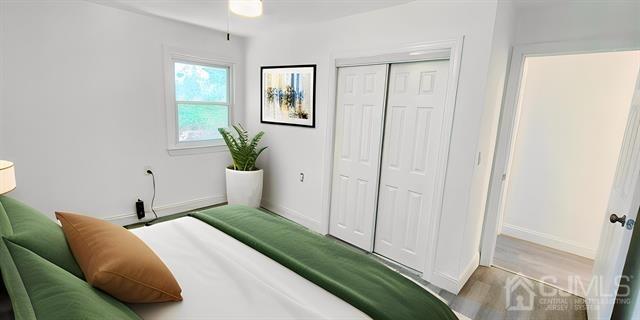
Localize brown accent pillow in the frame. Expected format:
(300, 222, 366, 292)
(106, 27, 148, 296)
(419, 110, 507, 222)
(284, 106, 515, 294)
(55, 212, 182, 303)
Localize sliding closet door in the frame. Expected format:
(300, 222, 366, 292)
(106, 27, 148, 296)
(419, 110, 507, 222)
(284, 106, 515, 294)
(374, 60, 450, 271)
(329, 65, 388, 251)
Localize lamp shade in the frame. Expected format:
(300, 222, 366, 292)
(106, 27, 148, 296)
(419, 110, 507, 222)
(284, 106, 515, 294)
(0, 160, 16, 195)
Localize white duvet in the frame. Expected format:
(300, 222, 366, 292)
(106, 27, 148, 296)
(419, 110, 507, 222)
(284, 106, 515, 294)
(128, 217, 370, 320)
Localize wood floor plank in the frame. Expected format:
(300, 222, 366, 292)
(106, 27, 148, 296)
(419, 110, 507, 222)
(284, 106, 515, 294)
(494, 234, 594, 297)
(455, 266, 587, 320)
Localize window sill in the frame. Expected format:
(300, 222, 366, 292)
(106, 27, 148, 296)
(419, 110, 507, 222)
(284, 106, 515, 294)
(167, 144, 228, 156)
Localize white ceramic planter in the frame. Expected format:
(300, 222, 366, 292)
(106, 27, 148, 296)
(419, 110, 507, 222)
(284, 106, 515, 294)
(225, 168, 263, 208)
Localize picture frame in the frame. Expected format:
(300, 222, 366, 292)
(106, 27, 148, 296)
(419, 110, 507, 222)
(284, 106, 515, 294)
(261, 64, 316, 128)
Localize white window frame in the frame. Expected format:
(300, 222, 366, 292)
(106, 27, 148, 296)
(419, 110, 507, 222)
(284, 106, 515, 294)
(164, 46, 236, 154)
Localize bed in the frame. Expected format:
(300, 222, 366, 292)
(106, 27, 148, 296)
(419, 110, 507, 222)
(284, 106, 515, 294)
(0, 196, 461, 320)
(129, 216, 369, 319)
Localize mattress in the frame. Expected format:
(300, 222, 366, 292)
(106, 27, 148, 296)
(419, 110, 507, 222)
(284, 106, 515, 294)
(128, 217, 370, 319)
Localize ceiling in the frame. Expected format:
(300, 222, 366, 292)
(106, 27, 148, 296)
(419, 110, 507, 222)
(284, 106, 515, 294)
(92, 0, 413, 37)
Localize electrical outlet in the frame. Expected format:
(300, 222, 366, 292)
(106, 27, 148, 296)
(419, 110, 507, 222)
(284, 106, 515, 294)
(144, 166, 153, 175)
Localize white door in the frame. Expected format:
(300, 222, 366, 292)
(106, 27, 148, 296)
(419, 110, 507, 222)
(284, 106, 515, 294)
(329, 64, 388, 251)
(588, 71, 640, 319)
(374, 60, 450, 271)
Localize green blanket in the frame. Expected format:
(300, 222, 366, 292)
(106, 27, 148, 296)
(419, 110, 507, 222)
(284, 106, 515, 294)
(191, 205, 457, 320)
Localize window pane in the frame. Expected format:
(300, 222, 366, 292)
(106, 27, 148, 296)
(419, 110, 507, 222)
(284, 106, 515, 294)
(177, 104, 228, 142)
(175, 62, 228, 102)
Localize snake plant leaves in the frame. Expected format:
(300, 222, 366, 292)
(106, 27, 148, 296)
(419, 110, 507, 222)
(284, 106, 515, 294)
(219, 124, 267, 171)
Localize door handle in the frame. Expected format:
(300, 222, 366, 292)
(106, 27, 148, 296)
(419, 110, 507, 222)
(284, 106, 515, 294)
(610, 214, 627, 227)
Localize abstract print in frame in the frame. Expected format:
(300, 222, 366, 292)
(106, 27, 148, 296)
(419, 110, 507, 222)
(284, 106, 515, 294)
(261, 65, 316, 127)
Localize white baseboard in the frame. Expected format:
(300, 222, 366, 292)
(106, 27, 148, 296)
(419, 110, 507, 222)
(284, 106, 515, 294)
(106, 195, 226, 225)
(261, 199, 323, 234)
(429, 251, 479, 294)
(501, 223, 596, 259)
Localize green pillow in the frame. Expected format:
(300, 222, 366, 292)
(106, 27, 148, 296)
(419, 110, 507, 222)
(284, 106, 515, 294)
(3, 238, 141, 320)
(0, 201, 12, 236)
(0, 196, 84, 279)
(0, 236, 36, 320)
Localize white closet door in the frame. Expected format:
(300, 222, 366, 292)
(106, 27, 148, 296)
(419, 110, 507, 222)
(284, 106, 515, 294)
(374, 60, 450, 271)
(329, 64, 388, 251)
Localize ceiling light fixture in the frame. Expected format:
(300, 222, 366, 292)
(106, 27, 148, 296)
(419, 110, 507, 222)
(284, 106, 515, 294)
(229, 0, 263, 18)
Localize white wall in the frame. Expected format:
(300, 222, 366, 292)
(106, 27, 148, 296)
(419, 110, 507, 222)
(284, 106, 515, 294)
(245, 0, 503, 292)
(467, 0, 516, 268)
(501, 51, 640, 259)
(515, 0, 640, 45)
(0, 1, 245, 223)
(0, 2, 5, 159)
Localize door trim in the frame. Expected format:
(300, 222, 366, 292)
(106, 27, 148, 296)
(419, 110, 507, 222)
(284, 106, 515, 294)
(319, 37, 464, 288)
(479, 38, 640, 267)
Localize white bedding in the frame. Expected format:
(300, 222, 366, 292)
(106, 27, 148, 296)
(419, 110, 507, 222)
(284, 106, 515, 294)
(128, 217, 370, 320)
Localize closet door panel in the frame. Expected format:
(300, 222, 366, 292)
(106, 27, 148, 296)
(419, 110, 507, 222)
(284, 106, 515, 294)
(329, 65, 388, 251)
(374, 60, 450, 271)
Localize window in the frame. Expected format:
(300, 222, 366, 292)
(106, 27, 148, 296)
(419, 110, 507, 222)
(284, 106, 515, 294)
(165, 48, 234, 152)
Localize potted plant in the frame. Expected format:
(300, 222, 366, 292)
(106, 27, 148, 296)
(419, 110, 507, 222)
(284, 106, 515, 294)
(218, 124, 267, 208)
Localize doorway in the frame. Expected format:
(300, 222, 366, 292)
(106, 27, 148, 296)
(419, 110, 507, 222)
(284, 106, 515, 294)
(486, 50, 640, 297)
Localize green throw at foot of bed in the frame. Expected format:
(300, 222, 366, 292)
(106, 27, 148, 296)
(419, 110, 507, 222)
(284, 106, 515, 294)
(191, 205, 458, 320)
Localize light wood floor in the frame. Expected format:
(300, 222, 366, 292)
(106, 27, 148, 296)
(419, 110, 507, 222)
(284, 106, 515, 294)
(379, 260, 587, 320)
(494, 234, 594, 297)
(447, 266, 587, 319)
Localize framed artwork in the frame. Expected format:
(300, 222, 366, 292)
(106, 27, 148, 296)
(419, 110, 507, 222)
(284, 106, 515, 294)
(261, 65, 316, 128)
